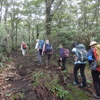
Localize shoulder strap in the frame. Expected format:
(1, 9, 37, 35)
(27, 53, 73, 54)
(76, 48, 81, 57)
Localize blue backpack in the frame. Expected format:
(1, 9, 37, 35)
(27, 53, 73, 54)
(39, 40, 44, 49)
(45, 43, 52, 53)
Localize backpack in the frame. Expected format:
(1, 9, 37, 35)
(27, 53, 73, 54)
(76, 44, 88, 62)
(39, 40, 44, 49)
(93, 44, 100, 71)
(45, 43, 52, 53)
(62, 49, 70, 58)
(22, 43, 27, 49)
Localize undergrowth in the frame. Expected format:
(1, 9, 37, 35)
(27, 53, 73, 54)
(31, 68, 88, 100)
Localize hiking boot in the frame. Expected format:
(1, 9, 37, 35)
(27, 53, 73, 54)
(57, 67, 61, 69)
(73, 82, 79, 86)
(93, 94, 100, 99)
(79, 84, 84, 87)
(45, 66, 49, 68)
(73, 82, 77, 85)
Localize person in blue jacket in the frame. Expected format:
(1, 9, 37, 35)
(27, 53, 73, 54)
(57, 45, 67, 70)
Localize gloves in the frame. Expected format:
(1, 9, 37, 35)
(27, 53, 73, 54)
(88, 55, 93, 61)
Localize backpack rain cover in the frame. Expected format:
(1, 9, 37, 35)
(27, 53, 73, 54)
(76, 44, 88, 62)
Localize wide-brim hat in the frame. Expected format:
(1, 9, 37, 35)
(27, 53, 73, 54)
(89, 41, 97, 46)
(58, 45, 63, 48)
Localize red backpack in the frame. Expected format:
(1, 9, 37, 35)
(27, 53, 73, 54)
(62, 49, 70, 58)
(22, 43, 27, 49)
(93, 44, 100, 71)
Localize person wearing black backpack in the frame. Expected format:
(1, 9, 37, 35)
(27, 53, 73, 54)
(72, 42, 87, 88)
(42, 40, 53, 68)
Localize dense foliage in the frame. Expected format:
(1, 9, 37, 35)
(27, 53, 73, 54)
(0, 0, 100, 52)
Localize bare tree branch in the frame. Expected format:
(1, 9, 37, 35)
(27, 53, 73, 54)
(50, 0, 63, 15)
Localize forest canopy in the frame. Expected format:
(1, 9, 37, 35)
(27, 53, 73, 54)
(0, 0, 100, 51)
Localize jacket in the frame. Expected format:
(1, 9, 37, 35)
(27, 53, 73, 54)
(59, 48, 64, 58)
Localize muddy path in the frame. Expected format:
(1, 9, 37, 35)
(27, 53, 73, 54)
(0, 50, 98, 100)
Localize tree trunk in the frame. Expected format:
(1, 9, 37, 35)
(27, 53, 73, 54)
(36, 25, 39, 39)
(45, 8, 52, 36)
(11, 16, 15, 50)
(15, 22, 18, 50)
(45, 0, 63, 37)
(0, 1, 3, 23)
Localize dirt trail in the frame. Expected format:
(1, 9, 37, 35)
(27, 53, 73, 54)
(0, 50, 98, 100)
(0, 50, 61, 100)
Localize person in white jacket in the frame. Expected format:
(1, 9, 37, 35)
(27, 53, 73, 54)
(35, 39, 42, 65)
(21, 41, 27, 56)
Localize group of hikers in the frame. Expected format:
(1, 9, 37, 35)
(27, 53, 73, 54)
(20, 39, 100, 99)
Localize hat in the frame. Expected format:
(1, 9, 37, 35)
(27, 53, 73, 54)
(36, 39, 39, 42)
(89, 41, 97, 46)
(58, 45, 63, 48)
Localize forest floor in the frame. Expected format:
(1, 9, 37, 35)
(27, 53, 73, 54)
(0, 50, 99, 100)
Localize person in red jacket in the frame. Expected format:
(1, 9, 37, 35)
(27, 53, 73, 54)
(21, 41, 27, 56)
(88, 41, 100, 99)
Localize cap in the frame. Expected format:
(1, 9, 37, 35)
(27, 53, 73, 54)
(36, 39, 39, 42)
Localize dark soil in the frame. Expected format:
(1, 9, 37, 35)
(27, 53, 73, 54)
(0, 50, 98, 100)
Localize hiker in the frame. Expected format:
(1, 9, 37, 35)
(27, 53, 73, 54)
(72, 43, 87, 88)
(21, 41, 27, 56)
(35, 39, 43, 65)
(87, 41, 100, 99)
(57, 45, 69, 71)
(42, 40, 53, 68)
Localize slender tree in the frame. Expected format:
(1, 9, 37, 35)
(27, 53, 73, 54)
(45, 0, 63, 37)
